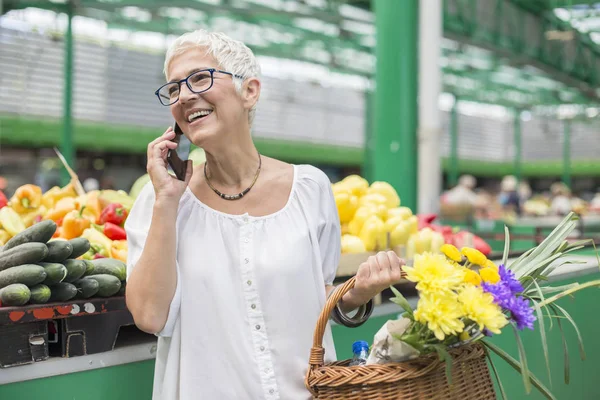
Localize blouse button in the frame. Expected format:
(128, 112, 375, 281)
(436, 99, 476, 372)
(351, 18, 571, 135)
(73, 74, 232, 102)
(260, 346, 265, 351)
(247, 280, 252, 286)
(244, 238, 250, 243)
(251, 304, 256, 309)
(255, 325, 261, 330)
(245, 258, 249, 264)
(269, 389, 275, 395)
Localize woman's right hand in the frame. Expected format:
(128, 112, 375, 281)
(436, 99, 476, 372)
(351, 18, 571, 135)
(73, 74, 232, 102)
(147, 127, 193, 203)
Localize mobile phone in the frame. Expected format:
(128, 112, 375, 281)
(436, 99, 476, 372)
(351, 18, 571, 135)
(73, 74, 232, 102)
(167, 123, 189, 181)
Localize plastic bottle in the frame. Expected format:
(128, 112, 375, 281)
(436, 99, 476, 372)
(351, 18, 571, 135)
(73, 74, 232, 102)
(349, 340, 369, 366)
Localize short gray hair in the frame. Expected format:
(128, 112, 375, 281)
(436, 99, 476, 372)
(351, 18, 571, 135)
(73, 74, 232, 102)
(164, 29, 261, 125)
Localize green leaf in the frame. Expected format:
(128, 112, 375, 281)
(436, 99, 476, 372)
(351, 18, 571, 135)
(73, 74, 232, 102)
(483, 340, 557, 400)
(433, 344, 453, 386)
(551, 306, 570, 385)
(538, 280, 600, 308)
(529, 296, 552, 386)
(502, 225, 510, 267)
(512, 323, 531, 393)
(534, 283, 579, 295)
(552, 304, 585, 361)
(389, 285, 414, 319)
(485, 348, 508, 400)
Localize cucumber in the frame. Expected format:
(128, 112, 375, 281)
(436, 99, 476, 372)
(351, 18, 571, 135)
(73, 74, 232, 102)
(3, 220, 57, 251)
(0, 284, 31, 306)
(82, 274, 121, 297)
(68, 238, 91, 259)
(0, 264, 47, 289)
(82, 260, 94, 276)
(89, 258, 127, 281)
(49, 282, 77, 302)
(29, 284, 51, 304)
(0, 242, 49, 272)
(39, 262, 68, 285)
(63, 259, 86, 283)
(73, 278, 99, 299)
(44, 240, 73, 263)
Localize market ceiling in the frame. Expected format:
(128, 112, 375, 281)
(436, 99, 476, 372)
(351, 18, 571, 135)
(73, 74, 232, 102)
(3, 0, 600, 111)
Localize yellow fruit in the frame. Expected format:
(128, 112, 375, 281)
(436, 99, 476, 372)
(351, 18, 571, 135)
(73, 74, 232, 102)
(348, 205, 377, 236)
(384, 216, 405, 233)
(387, 207, 413, 221)
(390, 221, 411, 247)
(334, 192, 359, 223)
(359, 215, 386, 251)
(359, 193, 388, 207)
(341, 223, 350, 235)
(406, 228, 444, 259)
(341, 234, 366, 254)
(367, 181, 401, 209)
(340, 175, 369, 197)
(407, 215, 419, 234)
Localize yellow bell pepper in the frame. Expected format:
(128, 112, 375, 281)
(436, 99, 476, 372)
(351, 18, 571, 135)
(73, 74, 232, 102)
(387, 207, 413, 221)
(41, 183, 77, 210)
(341, 223, 350, 235)
(389, 220, 412, 247)
(341, 234, 366, 254)
(76, 191, 102, 223)
(0, 207, 25, 237)
(21, 206, 47, 228)
(406, 228, 444, 259)
(348, 205, 378, 236)
(407, 215, 419, 234)
(44, 197, 77, 223)
(81, 227, 113, 260)
(0, 229, 11, 246)
(98, 190, 134, 212)
(334, 191, 359, 224)
(359, 215, 386, 252)
(61, 207, 91, 239)
(337, 175, 369, 197)
(367, 181, 400, 209)
(10, 184, 42, 214)
(110, 240, 128, 263)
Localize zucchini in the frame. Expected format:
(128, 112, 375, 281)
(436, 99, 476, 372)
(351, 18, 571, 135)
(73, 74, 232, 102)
(39, 262, 68, 285)
(29, 284, 51, 304)
(63, 259, 86, 283)
(68, 238, 91, 259)
(0, 264, 47, 289)
(0, 284, 31, 306)
(82, 274, 121, 297)
(49, 282, 77, 302)
(82, 260, 94, 276)
(73, 278, 99, 299)
(44, 240, 73, 263)
(3, 220, 57, 251)
(89, 258, 127, 281)
(0, 242, 49, 272)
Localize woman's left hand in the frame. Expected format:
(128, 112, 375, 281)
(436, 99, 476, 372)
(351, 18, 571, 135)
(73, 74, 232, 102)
(349, 251, 405, 305)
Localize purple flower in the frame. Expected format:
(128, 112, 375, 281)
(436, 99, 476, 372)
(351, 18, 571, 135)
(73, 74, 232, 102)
(482, 328, 494, 337)
(482, 281, 513, 308)
(506, 296, 537, 330)
(498, 265, 524, 294)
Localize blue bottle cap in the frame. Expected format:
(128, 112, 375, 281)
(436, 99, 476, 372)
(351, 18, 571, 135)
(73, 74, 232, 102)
(352, 340, 369, 354)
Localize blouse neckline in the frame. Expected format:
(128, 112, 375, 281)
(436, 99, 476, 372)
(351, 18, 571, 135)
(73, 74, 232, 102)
(183, 164, 298, 221)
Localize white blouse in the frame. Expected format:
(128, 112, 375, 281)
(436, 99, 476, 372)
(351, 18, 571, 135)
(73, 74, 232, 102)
(125, 164, 341, 400)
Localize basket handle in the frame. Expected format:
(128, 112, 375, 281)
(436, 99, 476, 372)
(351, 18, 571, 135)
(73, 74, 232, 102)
(308, 276, 357, 368)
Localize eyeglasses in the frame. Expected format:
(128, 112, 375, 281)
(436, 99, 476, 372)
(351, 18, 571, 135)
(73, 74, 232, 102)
(155, 68, 244, 106)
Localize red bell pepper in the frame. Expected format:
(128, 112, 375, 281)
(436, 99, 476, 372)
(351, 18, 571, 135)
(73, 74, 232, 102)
(96, 222, 127, 241)
(0, 190, 7, 209)
(417, 213, 438, 230)
(99, 203, 128, 226)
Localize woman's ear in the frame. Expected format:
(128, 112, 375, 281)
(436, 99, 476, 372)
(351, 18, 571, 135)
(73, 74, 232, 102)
(243, 77, 261, 110)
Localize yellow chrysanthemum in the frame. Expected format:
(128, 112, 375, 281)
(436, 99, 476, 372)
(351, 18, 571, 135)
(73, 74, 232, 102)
(485, 259, 498, 271)
(461, 247, 488, 266)
(479, 267, 500, 284)
(414, 292, 465, 340)
(463, 269, 482, 286)
(458, 285, 508, 334)
(403, 253, 466, 294)
(441, 244, 462, 263)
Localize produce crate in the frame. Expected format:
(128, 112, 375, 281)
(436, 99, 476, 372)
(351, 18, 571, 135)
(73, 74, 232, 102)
(0, 296, 134, 367)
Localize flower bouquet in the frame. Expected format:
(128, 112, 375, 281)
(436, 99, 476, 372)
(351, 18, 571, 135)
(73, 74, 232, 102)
(306, 212, 598, 400)
(380, 211, 599, 399)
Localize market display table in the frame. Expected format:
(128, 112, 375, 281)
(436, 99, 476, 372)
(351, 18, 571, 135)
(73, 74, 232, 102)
(1, 252, 598, 400)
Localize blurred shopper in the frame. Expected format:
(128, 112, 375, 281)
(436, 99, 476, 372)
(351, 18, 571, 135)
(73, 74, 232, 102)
(124, 30, 404, 400)
(442, 174, 478, 206)
(498, 175, 521, 216)
(550, 182, 572, 216)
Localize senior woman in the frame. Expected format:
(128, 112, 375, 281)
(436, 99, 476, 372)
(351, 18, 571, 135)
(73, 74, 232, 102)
(125, 29, 405, 400)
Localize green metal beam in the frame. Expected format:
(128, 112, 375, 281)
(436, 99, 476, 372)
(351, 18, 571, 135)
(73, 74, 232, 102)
(449, 100, 459, 187)
(372, 0, 418, 211)
(61, 0, 74, 186)
(563, 119, 571, 188)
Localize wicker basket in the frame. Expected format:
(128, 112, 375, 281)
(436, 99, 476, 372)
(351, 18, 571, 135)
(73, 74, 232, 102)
(305, 277, 497, 399)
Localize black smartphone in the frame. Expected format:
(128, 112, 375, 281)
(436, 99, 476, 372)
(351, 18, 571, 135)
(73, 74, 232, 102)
(167, 123, 189, 181)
